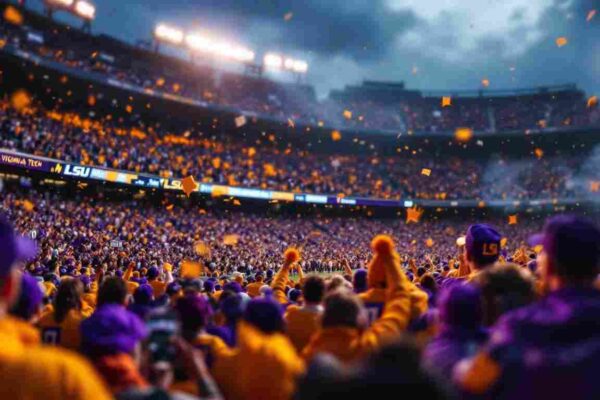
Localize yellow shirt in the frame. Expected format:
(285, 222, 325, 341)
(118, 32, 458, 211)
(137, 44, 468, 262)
(214, 322, 304, 400)
(149, 280, 167, 297)
(0, 317, 112, 400)
(38, 308, 89, 351)
(284, 305, 323, 353)
(246, 281, 264, 298)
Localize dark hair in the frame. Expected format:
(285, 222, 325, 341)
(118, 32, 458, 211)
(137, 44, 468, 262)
(53, 278, 83, 324)
(97, 277, 128, 307)
(303, 275, 325, 304)
(417, 267, 426, 278)
(474, 263, 536, 326)
(322, 291, 360, 329)
(420, 274, 437, 294)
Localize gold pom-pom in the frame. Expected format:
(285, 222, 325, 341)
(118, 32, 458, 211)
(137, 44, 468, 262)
(371, 235, 394, 255)
(284, 248, 300, 264)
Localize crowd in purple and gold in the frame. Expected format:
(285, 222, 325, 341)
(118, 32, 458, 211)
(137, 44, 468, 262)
(1, 98, 593, 201)
(0, 184, 599, 399)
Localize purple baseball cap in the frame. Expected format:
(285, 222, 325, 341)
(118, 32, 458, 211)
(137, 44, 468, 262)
(244, 296, 283, 334)
(529, 215, 600, 280)
(465, 224, 501, 266)
(10, 273, 44, 321)
(80, 304, 148, 356)
(0, 217, 38, 277)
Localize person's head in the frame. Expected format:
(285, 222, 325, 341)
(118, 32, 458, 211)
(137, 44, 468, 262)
(133, 284, 154, 306)
(53, 278, 84, 323)
(288, 288, 302, 304)
(353, 269, 368, 294)
(97, 276, 128, 307)
(174, 294, 213, 341)
(531, 215, 600, 289)
(10, 273, 44, 323)
(303, 275, 325, 305)
(464, 224, 502, 271)
(474, 263, 536, 326)
(80, 304, 147, 360)
(219, 291, 245, 323)
(322, 290, 365, 329)
(244, 296, 284, 334)
(255, 271, 264, 283)
(0, 217, 37, 313)
(327, 275, 350, 293)
(147, 266, 160, 281)
(437, 283, 483, 331)
(419, 273, 437, 294)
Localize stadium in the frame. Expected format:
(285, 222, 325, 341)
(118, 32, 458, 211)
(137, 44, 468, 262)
(0, 1, 598, 399)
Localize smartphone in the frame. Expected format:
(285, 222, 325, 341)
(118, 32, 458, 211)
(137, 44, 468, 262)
(146, 307, 180, 363)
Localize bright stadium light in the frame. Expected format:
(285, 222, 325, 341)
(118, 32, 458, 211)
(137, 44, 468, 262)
(292, 60, 308, 73)
(284, 58, 295, 70)
(74, 0, 95, 20)
(264, 53, 283, 69)
(46, 0, 75, 7)
(155, 24, 185, 45)
(185, 33, 212, 51)
(186, 33, 254, 62)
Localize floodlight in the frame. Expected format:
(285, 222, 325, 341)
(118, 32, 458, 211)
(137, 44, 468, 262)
(74, 0, 95, 20)
(292, 60, 308, 73)
(46, 0, 75, 7)
(155, 24, 184, 45)
(264, 53, 283, 69)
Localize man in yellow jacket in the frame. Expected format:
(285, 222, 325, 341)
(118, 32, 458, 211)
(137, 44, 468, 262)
(0, 216, 112, 400)
(302, 235, 414, 364)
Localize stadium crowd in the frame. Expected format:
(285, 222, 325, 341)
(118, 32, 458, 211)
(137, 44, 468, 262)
(0, 99, 590, 200)
(1, 7, 599, 133)
(0, 186, 599, 399)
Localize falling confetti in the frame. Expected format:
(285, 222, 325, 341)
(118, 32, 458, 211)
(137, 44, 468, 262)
(454, 127, 473, 143)
(555, 37, 568, 47)
(343, 110, 352, 120)
(586, 9, 596, 22)
(441, 97, 452, 107)
(181, 260, 202, 279)
(223, 234, 240, 246)
(534, 148, 544, 159)
(233, 199, 241, 206)
(331, 130, 342, 141)
(284, 12, 293, 21)
(411, 65, 419, 75)
(500, 238, 508, 247)
(590, 181, 600, 193)
(456, 236, 466, 246)
(421, 168, 432, 176)
(10, 90, 31, 111)
(406, 206, 424, 224)
(425, 238, 434, 248)
(181, 175, 198, 197)
(87, 95, 96, 107)
(287, 118, 295, 128)
(4, 5, 23, 25)
(235, 115, 247, 128)
(587, 96, 598, 108)
(508, 215, 518, 225)
(481, 79, 490, 87)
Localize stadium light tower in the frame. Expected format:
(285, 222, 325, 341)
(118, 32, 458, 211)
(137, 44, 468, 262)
(43, 0, 95, 32)
(154, 23, 185, 52)
(263, 52, 308, 80)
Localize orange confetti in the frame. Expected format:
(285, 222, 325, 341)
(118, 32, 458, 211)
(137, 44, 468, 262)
(406, 206, 424, 224)
(233, 199, 241, 206)
(223, 234, 240, 246)
(534, 148, 544, 159)
(287, 118, 295, 128)
(590, 181, 600, 193)
(331, 130, 342, 141)
(247, 147, 256, 157)
(454, 127, 473, 143)
(555, 37, 568, 47)
(166, 204, 174, 211)
(10, 90, 31, 111)
(87, 95, 96, 107)
(181, 260, 203, 279)
(343, 110, 352, 120)
(425, 238, 434, 248)
(125, 105, 133, 113)
(481, 79, 490, 87)
(4, 6, 23, 25)
(22, 200, 35, 212)
(500, 237, 508, 247)
(156, 77, 165, 87)
(441, 96, 452, 107)
(508, 215, 518, 225)
(284, 12, 293, 21)
(198, 208, 207, 215)
(421, 168, 432, 177)
(181, 175, 198, 197)
(586, 9, 596, 22)
(587, 96, 598, 108)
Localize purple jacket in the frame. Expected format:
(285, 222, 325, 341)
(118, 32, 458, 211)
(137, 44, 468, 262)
(484, 287, 600, 400)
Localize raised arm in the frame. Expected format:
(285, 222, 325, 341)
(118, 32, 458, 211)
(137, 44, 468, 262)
(271, 248, 300, 304)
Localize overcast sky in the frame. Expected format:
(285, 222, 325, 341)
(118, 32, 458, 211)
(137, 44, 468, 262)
(38, 0, 599, 98)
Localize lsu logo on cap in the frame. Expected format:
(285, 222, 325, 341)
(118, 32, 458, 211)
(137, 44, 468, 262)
(482, 243, 499, 256)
